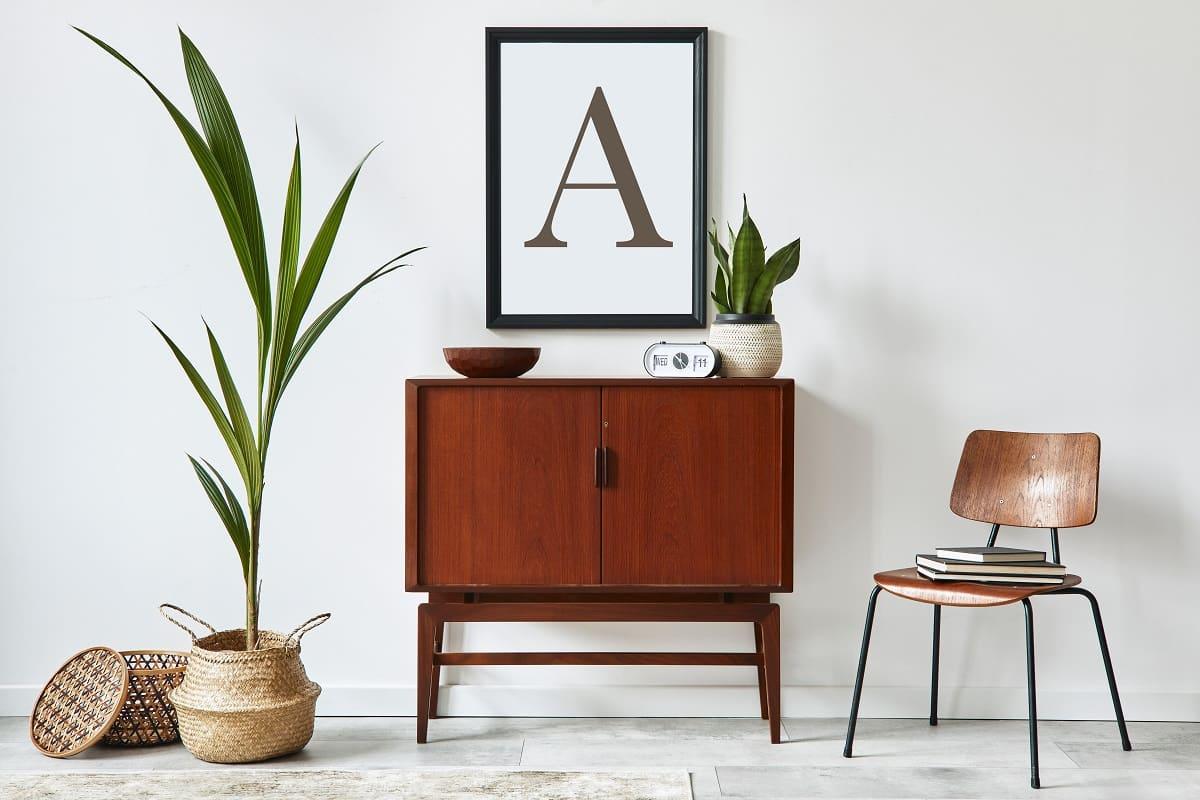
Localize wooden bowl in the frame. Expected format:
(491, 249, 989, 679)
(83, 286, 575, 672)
(443, 347, 540, 378)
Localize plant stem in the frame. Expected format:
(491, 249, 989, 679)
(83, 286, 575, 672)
(246, 507, 260, 650)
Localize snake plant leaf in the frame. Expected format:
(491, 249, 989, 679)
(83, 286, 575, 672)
(279, 146, 379, 367)
(179, 29, 271, 365)
(713, 261, 730, 311)
(773, 236, 802, 285)
(730, 196, 765, 313)
(150, 319, 251, 490)
(269, 131, 303, 412)
(76, 29, 259, 335)
(707, 224, 731, 304)
(204, 322, 261, 501)
(710, 291, 730, 315)
(748, 240, 799, 314)
(188, 455, 249, 579)
(279, 249, 423, 395)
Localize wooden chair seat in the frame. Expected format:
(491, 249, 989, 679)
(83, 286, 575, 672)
(874, 567, 1081, 608)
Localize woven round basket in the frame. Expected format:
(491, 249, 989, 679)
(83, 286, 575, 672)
(160, 605, 328, 764)
(102, 651, 188, 746)
(708, 316, 783, 378)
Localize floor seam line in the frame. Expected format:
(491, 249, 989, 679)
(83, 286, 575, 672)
(1053, 739, 1084, 768)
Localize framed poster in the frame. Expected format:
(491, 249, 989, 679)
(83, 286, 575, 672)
(486, 27, 707, 328)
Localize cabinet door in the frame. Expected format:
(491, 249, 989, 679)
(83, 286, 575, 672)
(417, 386, 601, 586)
(602, 387, 782, 586)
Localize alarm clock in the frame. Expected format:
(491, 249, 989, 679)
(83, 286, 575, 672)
(642, 342, 721, 378)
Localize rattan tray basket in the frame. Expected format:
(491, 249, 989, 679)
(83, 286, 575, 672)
(102, 650, 189, 746)
(30, 645, 189, 756)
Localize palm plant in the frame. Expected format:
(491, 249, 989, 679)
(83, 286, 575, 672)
(709, 197, 800, 315)
(78, 28, 422, 650)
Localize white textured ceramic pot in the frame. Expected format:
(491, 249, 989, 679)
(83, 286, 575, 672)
(708, 313, 783, 378)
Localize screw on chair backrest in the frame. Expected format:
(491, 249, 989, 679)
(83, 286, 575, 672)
(949, 430, 1101, 529)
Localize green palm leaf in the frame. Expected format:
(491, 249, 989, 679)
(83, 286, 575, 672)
(76, 29, 259, 329)
(270, 131, 303, 404)
(188, 455, 249, 578)
(150, 319, 251, 491)
(279, 147, 378, 363)
(280, 249, 423, 394)
(204, 322, 261, 501)
(83, 27, 422, 649)
(180, 30, 272, 386)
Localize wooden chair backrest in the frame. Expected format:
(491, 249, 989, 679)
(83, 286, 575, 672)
(949, 430, 1100, 528)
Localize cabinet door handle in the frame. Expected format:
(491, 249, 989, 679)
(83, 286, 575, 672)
(595, 447, 604, 487)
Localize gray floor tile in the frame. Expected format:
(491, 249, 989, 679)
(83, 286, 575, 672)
(716, 764, 1200, 799)
(0, 718, 27, 745)
(689, 766, 723, 800)
(3, 715, 1199, 799)
(1057, 740, 1200, 770)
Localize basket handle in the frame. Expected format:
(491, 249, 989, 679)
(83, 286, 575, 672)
(159, 603, 217, 642)
(284, 613, 331, 646)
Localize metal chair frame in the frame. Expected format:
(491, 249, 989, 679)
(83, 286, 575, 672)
(842, 523, 1132, 789)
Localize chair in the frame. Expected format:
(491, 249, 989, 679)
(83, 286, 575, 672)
(842, 430, 1131, 789)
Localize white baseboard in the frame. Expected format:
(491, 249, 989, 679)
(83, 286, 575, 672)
(6, 684, 1192, 721)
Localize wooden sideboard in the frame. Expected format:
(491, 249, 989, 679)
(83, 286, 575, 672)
(406, 377, 794, 742)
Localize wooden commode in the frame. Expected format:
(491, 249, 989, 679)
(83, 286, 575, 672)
(405, 377, 795, 742)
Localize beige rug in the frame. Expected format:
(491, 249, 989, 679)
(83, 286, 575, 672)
(0, 768, 692, 799)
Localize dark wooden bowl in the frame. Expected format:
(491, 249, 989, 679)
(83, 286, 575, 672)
(443, 347, 541, 378)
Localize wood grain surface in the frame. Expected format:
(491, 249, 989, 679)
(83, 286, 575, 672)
(601, 386, 782, 586)
(950, 430, 1100, 528)
(415, 386, 601, 586)
(874, 567, 1081, 607)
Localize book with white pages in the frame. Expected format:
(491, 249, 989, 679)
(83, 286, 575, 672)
(916, 565, 1065, 585)
(934, 546, 1045, 563)
(916, 554, 1066, 576)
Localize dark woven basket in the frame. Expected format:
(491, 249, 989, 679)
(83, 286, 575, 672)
(101, 651, 188, 746)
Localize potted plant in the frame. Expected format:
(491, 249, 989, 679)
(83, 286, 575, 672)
(708, 198, 800, 377)
(78, 28, 422, 762)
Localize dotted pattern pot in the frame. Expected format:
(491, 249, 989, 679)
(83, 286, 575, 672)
(708, 315, 783, 378)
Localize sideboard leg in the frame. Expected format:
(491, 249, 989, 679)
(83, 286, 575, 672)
(416, 604, 433, 743)
(758, 604, 782, 743)
(754, 624, 769, 720)
(429, 620, 445, 719)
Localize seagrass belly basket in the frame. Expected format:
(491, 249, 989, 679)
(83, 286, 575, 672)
(160, 605, 328, 763)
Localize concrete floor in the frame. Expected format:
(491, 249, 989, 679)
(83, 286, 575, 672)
(3, 716, 1198, 798)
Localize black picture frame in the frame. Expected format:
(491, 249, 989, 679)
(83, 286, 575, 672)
(485, 27, 708, 329)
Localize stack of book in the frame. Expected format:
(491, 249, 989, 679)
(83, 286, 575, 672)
(916, 546, 1066, 585)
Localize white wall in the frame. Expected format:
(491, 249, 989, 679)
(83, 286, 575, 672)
(2, 0, 1198, 721)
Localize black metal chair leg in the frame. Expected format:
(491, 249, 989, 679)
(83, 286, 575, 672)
(1060, 587, 1132, 750)
(843, 585, 882, 758)
(930, 604, 941, 726)
(1022, 598, 1041, 790)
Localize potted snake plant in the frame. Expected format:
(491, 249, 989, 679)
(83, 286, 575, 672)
(78, 27, 422, 762)
(708, 198, 800, 377)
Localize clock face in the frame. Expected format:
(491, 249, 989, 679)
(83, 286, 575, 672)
(643, 343, 719, 377)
